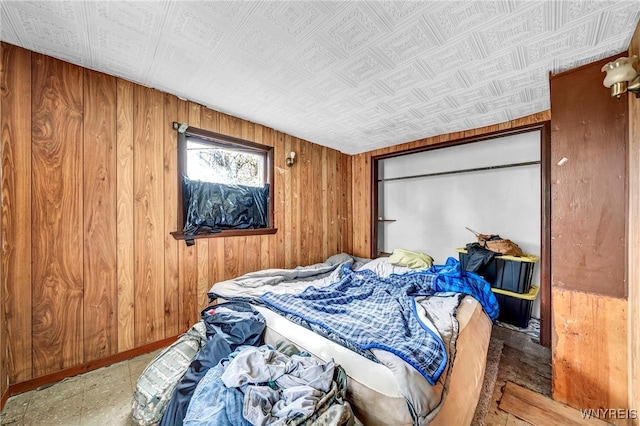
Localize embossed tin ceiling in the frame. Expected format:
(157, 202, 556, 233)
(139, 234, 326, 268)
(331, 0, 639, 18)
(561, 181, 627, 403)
(1, 1, 639, 154)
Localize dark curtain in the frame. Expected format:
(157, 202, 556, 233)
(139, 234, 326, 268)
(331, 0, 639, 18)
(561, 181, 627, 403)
(182, 176, 269, 237)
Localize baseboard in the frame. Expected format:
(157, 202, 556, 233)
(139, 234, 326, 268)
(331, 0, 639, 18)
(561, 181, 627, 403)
(1, 386, 9, 413)
(0, 335, 177, 411)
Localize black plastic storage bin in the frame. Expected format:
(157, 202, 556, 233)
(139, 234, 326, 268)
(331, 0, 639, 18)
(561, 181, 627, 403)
(456, 248, 538, 294)
(492, 286, 539, 328)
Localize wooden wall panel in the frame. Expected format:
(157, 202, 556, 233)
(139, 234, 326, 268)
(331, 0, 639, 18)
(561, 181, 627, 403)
(224, 237, 241, 280)
(163, 93, 180, 337)
(254, 124, 273, 270)
(177, 98, 198, 329)
(342, 153, 353, 254)
(83, 69, 117, 361)
(0, 40, 3, 402)
(241, 120, 262, 274)
(133, 85, 165, 346)
(1, 44, 32, 384)
(302, 139, 313, 265)
(351, 153, 371, 257)
(284, 136, 294, 266)
(272, 129, 285, 268)
(299, 139, 310, 267)
(116, 79, 135, 352)
(245, 235, 261, 276)
(321, 148, 330, 260)
(311, 144, 324, 263)
(552, 288, 628, 412)
(549, 55, 629, 413)
(202, 109, 222, 306)
(31, 53, 84, 376)
(0, 43, 352, 391)
(189, 104, 210, 310)
(208, 237, 225, 302)
(550, 55, 627, 298)
(628, 20, 640, 426)
(292, 137, 302, 267)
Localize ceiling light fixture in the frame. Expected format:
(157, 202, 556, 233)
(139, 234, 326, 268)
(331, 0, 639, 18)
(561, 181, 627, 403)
(601, 55, 640, 98)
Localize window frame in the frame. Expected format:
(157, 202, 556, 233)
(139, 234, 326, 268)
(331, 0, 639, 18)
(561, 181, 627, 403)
(170, 122, 276, 241)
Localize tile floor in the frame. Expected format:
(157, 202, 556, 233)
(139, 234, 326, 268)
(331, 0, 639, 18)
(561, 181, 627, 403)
(0, 349, 161, 426)
(1, 325, 550, 426)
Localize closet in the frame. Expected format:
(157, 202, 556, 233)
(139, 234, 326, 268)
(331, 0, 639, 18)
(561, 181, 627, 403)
(373, 126, 549, 337)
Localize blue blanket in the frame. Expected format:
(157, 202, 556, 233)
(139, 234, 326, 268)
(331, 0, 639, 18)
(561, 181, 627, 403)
(428, 258, 499, 321)
(261, 258, 498, 385)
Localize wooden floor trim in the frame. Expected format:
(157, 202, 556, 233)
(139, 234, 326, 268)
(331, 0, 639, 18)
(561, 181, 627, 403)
(0, 388, 9, 413)
(499, 381, 612, 426)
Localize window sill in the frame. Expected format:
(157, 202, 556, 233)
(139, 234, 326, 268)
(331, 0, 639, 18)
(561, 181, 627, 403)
(171, 228, 278, 242)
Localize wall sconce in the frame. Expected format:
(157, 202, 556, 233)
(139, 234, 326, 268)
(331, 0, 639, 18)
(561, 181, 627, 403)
(285, 151, 296, 167)
(601, 55, 640, 98)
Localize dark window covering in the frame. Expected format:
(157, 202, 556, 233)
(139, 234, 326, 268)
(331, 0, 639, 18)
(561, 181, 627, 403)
(182, 177, 270, 237)
(172, 122, 276, 244)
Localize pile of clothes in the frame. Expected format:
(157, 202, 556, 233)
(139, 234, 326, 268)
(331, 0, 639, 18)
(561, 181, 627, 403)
(131, 301, 354, 426)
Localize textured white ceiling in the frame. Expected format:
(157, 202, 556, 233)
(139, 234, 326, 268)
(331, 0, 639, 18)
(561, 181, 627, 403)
(1, 1, 639, 154)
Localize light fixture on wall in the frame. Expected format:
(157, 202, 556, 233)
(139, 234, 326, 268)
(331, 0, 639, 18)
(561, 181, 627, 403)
(601, 55, 639, 98)
(285, 151, 296, 167)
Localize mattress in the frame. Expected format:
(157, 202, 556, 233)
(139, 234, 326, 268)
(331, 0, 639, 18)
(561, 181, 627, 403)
(257, 295, 492, 426)
(209, 254, 496, 425)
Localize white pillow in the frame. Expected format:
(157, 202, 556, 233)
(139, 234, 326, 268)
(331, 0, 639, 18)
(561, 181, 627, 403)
(356, 257, 414, 278)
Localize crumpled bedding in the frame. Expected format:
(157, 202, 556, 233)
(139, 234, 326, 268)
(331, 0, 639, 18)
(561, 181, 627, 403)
(132, 300, 356, 426)
(159, 302, 267, 426)
(226, 345, 334, 424)
(184, 344, 352, 426)
(208, 253, 370, 302)
(208, 254, 496, 424)
(261, 266, 448, 386)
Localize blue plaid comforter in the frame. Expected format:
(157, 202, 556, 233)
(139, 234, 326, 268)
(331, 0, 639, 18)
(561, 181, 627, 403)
(260, 258, 498, 385)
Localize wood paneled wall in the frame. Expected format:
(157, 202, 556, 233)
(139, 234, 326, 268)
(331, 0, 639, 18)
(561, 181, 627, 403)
(550, 57, 627, 299)
(552, 290, 628, 415)
(0, 43, 352, 387)
(549, 55, 628, 415)
(350, 112, 551, 259)
(0, 42, 5, 403)
(628, 20, 640, 426)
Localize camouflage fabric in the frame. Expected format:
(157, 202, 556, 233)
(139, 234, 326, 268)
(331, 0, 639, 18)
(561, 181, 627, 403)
(284, 365, 356, 426)
(131, 322, 207, 426)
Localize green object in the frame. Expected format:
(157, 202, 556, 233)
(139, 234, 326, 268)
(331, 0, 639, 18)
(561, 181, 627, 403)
(388, 248, 434, 269)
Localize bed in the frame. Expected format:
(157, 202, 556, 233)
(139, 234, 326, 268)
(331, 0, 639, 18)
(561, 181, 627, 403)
(207, 253, 497, 426)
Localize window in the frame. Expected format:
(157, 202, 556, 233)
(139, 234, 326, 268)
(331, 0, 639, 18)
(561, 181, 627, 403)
(171, 123, 276, 243)
(186, 140, 265, 187)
